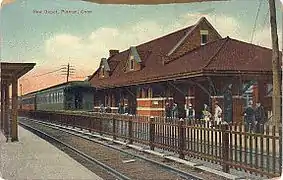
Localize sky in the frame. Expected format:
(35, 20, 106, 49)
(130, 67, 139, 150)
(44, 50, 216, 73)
(0, 0, 283, 95)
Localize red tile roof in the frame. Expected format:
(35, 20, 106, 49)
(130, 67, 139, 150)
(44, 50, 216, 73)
(202, 38, 279, 72)
(89, 26, 276, 89)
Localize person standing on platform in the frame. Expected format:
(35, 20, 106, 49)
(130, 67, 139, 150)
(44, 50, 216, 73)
(223, 84, 233, 124)
(202, 104, 212, 126)
(172, 103, 178, 119)
(124, 104, 129, 115)
(185, 103, 195, 121)
(165, 102, 171, 119)
(214, 102, 223, 126)
(106, 105, 111, 113)
(243, 101, 255, 132)
(99, 104, 105, 113)
(254, 102, 266, 133)
(118, 103, 124, 114)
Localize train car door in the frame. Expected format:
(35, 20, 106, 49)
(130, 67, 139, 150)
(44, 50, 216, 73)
(74, 92, 83, 109)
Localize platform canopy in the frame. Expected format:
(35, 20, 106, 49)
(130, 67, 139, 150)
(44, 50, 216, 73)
(0, 62, 36, 142)
(81, 0, 226, 4)
(0, 62, 36, 84)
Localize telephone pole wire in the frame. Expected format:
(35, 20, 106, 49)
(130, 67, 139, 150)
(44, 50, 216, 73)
(61, 63, 75, 83)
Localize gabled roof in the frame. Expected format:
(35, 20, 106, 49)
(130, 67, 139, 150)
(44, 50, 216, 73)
(89, 16, 277, 90)
(88, 23, 195, 83)
(90, 36, 275, 89)
(167, 16, 222, 56)
(200, 37, 281, 72)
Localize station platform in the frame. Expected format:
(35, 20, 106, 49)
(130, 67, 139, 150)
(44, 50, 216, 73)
(0, 125, 102, 180)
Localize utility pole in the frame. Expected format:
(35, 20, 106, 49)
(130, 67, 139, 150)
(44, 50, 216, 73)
(61, 63, 75, 83)
(67, 63, 70, 82)
(268, 0, 281, 126)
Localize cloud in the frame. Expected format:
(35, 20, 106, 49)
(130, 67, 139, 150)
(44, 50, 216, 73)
(253, 27, 282, 49)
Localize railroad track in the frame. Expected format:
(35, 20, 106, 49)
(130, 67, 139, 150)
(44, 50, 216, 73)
(19, 118, 207, 180)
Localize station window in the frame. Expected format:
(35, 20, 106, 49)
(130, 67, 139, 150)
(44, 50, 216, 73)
(200, 30, 208, 45)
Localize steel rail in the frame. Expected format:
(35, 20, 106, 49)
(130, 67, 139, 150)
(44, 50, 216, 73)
(19, 121, 131, 180)
(20, 118, 203, 180)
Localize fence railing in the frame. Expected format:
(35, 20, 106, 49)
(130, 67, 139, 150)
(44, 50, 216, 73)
(18, 110, 282, 178)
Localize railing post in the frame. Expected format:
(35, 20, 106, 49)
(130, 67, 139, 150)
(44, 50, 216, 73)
(113, 116, 116, 140)
(221, 123, 230, 173)
(149, 116, 155, 150)
(99, 114, 103, 136)
(88, 117, 92, 133)
(179, 118, 185, 159)
(60, 114, 63, 126)
(128, 116, 133, 144)
(80, 115, 83, 130)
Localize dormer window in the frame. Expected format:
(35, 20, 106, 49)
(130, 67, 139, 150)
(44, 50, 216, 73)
(101, 65, 105, 77)
(200, 30, 208, 45)
(129, 55, 134, 70)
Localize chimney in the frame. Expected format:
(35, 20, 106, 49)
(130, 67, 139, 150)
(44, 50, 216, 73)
(109, 50, 119, 57)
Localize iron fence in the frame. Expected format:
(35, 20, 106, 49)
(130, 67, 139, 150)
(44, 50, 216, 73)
(18, 110, 282, 178)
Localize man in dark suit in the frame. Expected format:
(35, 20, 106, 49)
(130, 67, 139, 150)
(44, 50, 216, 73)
(254, 102, 266, 133)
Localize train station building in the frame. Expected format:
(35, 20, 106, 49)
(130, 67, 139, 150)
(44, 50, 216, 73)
(0, 62, 36, 141)
(89, 17, 277, 122)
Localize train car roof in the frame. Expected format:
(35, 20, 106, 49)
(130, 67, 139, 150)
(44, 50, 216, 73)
(21, 81, 95, 96)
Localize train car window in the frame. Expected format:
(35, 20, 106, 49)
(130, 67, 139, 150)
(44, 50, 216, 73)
(61, 92, 63, 103)
(57, 92, 59, 103)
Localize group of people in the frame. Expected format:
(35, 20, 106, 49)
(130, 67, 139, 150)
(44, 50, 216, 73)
(165, 101, 223, 126)
(165, 100, 267, 133)
(99, 104, 112, 113)
(243, 101, 266, 133)
(99, 103, 131, 115)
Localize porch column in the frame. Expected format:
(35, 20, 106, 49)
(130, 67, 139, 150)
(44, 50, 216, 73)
(1, 81, 4, 131)
(11, 78, 18, 142)
(195, 84, 209, 119)
(4, 82, 10, 138)
(187, 86, 195, 107)
(231, 82, 244, 123)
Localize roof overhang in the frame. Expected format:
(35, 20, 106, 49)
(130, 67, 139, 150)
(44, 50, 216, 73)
(94, 69, 275, 90)
(1, 62, 36, 84)
(81, 0, 226, 4)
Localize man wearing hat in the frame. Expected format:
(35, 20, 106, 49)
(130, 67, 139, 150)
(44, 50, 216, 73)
(185, 103, 195, 121)
(243, 100, 255, 132)
(214, 101, 223, 125)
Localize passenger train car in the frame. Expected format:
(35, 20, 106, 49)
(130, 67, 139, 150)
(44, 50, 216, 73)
(19, 81, 95, 112)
